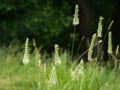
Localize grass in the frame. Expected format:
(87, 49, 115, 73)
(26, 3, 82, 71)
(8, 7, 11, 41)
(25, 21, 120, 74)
(0, 5, 120, 90)
(0, 42, 120, 90)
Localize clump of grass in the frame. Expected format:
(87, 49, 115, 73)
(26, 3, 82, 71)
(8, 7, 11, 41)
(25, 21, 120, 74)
(33, 38, 42, 90)
(47, 66, 58, 88)
(71, 60, 84, 80)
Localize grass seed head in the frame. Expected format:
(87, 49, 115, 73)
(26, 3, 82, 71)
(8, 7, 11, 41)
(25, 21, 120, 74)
(48, 66, 57, 87)
(23, 38, 30, 64)
(54, 44, 61, 65)
(88, 33, 97, 61)
(97, 16, 104, 38)
(71, 59, 84, 80)
(107, 31, 113, 54)
(73, 4, 79, 26)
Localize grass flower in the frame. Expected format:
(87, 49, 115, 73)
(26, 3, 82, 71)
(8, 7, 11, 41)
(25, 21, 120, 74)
(54, 44, 61, 65)
(23, 38, 30, 64)
(48, 66, 57, 87)
(71, 60, 84, 80)
(107, 31, 113, 54)
(71, 4, 79, 59)
(73, 5, 79, 26)
(97, 16, 104, 38)
(88, 33, 97, 61)
(115, 45, 119, 57)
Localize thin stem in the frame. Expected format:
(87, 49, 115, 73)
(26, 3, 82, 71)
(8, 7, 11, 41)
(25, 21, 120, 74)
(76, 40, 102, 62)
(71, 26, 76, 60)
(9, 73, 14, 90)
(96, 38, 101, 61)
(99, 20, 114, 58)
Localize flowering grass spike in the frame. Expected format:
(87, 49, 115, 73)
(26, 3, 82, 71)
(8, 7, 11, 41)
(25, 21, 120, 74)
(48, 66, 57, 87)
(97, 16, 104, 38)
(71, 60, 84, 80)
(73, 5, 79, 26)
(54, 44, 61, 65)
(23, 38, 30, 64)
(88, 33, 97, 61)
(107, 31, 113, 54)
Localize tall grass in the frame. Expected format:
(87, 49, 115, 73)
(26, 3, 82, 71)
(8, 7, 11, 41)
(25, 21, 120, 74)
(0, 4, 120, 90)
(0, 39, 120, 90)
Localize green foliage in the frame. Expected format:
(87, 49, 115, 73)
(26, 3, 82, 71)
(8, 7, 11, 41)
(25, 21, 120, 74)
(0, 45, 120, 90)
(0, 0, 72, 49)
(0, 0, 116, 51)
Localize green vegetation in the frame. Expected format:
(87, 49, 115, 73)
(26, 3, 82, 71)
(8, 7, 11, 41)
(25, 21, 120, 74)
(0, 0, 115, 51)
(0, 42, 120, 90)
(0, 1, 119, 90)
(0, 0, 72, 50)
(0, 19, 120, 89)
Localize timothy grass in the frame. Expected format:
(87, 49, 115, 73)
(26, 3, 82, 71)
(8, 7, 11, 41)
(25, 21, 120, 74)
(0, 42, 120, 90)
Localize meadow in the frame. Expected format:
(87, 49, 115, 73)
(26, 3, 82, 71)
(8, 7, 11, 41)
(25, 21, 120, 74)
(0, 4, 120, 90)
(0, 35, 120, 90)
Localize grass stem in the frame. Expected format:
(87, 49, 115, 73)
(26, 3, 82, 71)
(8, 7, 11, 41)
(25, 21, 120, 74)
(71, 26, 76, 60)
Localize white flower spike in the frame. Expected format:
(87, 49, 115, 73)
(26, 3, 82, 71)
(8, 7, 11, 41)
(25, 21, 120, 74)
(23, 38, 30, 64)
(73, 5, 79, 26)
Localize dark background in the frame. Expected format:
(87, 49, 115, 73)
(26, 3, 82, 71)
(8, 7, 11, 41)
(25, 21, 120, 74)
(0, 0, 118, 53)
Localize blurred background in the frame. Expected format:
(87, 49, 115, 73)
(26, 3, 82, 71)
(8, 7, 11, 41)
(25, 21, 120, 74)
(0, 0, 116, 53)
